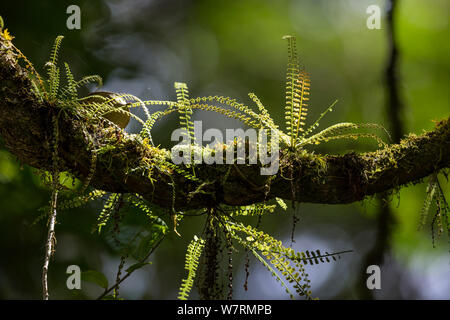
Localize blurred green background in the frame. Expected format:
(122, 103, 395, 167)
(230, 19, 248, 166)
(0, 0, 448, 299)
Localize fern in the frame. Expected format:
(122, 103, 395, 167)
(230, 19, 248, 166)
(229, 203, 277, 217)
(419, 173, 450, 245)
(59, 189, 107, 211)
(276, 197, 288, 210)
(46, 36, 64, 101)
(178, 235, 205, 300)
(300, 122, 389, 148)
(283, 35, 309, 147)
(175, 82, 195, 144)
(226, 220, 312, 298)
(75, 75, 103, 89)
(287, 249, 352, 265)
(60, 75, 103, 100)
(140, 104, 178, 143)
(12, 31, 408, 301)
(97, 193, 120, 233)
(232, 233, 296, 298)
(63, 62, 77, 102)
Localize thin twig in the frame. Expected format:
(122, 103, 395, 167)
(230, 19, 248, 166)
(42, 171, 59, 300)
(96, 235, 165, 300)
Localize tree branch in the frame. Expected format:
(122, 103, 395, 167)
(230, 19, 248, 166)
(1, 34, 449, 210)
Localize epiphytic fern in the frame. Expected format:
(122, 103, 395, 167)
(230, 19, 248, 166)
(178, 235, 205, 300)
(45, 36, 64, 102)
(7, 28, 409, 301)
(225, 219, 312, 299)
(294, 249, 353, 265)
(283, 35, 310, 147)
(135, 35, 387, 153)
(175, 82, 196, 144)
(63, 62, 77, 102)
(418, 172, 450, 246)
(97, 193, 120, 233)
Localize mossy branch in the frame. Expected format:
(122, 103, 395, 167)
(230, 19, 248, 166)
(1, 34, 449, 210)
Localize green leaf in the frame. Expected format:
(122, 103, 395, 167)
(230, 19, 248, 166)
(132, 233, 160, 261)
(81, 270, 108, 289)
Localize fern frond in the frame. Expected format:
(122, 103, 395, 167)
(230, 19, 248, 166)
(300, 122, 390, 147)
(48, 66, 60, 100)
(165, 162, 202, 182)
(49, 36, 64, 67)
(140, 106, 177, 143)
(75, 75, 103, 89)
(419, 173, 449, 238)
(290, 249, 352, 265)
(79, 149, 98, 193)
(34, 189, 106, 225)
(97, 193, 120, 233)
(248, 93, 278, 129)
(227, 220, 311, 298)
(59, 189, 107, 211)
(116, 93, 151, 122)
(63, 62, 77, 101)
(231, 232, 295, 299)
(191, 103, 259, 128)
(275, 197, 287, 210)
(175, 82, 195, 144)
(300, 99, 338, 140)
(435, 180, 450, 239)
(86, 98, 145, 126)
(189, 96, 264, 129)
(46, 36, 64, 100)
(178, 235, 205, 300)
(292, 70, 310, 141)
(230, 203, 277, 217)
(283, 35, 303, 146)
(302, 132, 387, 148)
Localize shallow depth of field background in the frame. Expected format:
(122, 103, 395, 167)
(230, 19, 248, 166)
(0, 0, 448, 299)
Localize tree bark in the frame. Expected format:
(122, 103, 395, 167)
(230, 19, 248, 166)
(1, 33, 449, 211)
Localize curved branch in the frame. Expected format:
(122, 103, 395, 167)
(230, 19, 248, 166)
(1, 34, 449, 210)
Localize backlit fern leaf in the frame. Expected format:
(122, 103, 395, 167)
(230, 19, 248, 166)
(191, 103, 259, 129)
(419, 173, 450, 245)
(178, 235, 205, 300)
(248, 93, 278, 130)
(74, 75, 103, 90)
(97, 193, 120, 233)
(63, 62, 77, 101)
(226, 220, 312, 299)
(175, 82, 195, 144)
(46, 36, 64, 101)
(300, 122, 388, 148)
(81, 93, 147, 126)
(292, 70, 310, 141)
(283, 35, 310, 146)
(34, 189, 106, 225)
(189, 95, 290, 144)
(230, 203, 277, 217)
(276, 197, 288, 210)
(231, 232, 296, 299)
(419, 174, 438, 229)
(290, 249, 352, 265)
